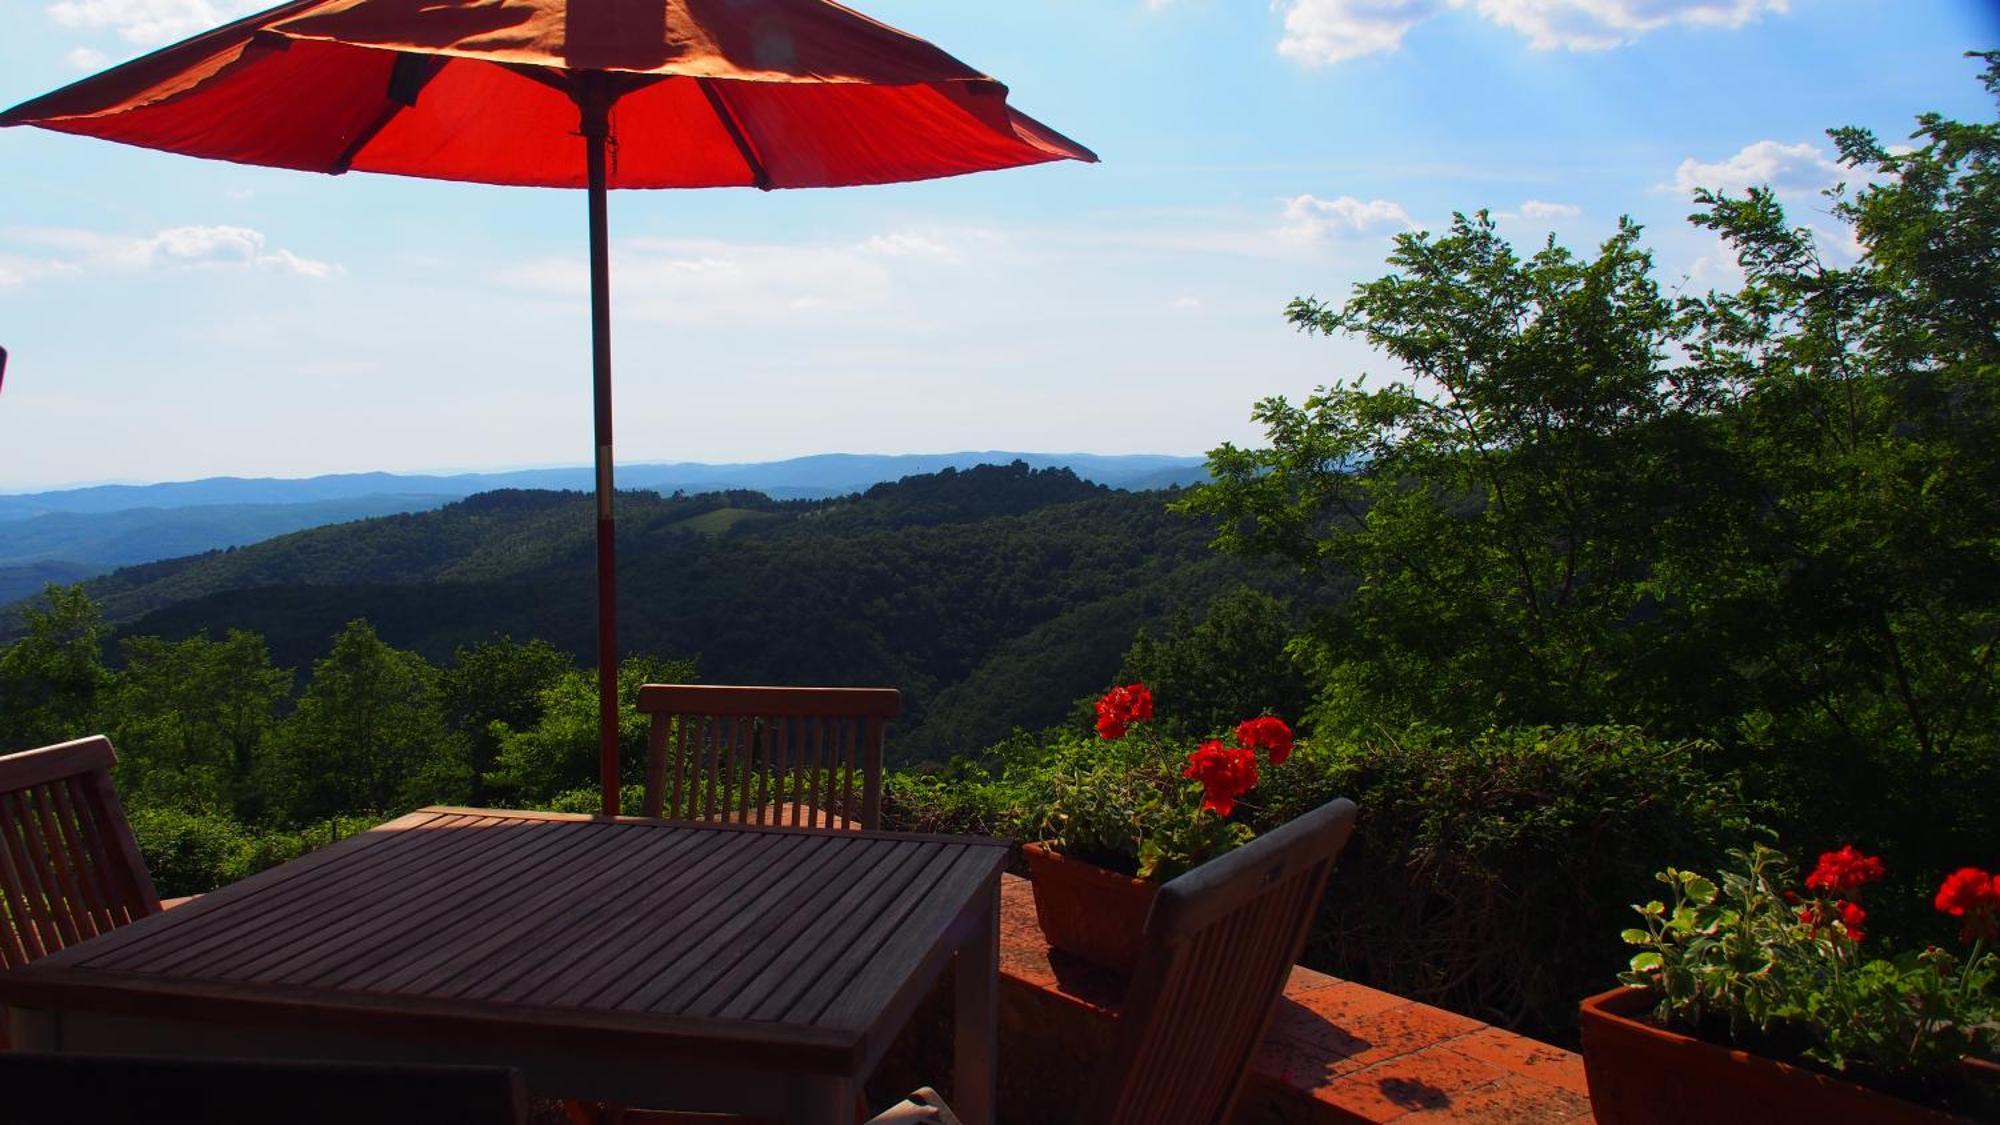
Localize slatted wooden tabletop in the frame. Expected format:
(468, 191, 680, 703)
(0, 807, 1007, 1103)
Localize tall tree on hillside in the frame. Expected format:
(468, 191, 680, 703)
(264, 620, 464, 823)
(440, 635, 572, 804)
(492, 654, 696, 805)
(0, 584, 110, 751)
(112, 631, 293, 817)
(1676, 51, 2000, 857)
(1180, 212, 1723, 739)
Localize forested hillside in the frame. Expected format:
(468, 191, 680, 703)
(12, 463, 1306, 759)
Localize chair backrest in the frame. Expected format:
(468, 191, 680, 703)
(636, 685, 901, 831)
(0, 736, 161, 972)
(0, 1053, 529, 1124)
(1085, 797, 1359, 1125)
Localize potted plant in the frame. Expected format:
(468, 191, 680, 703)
(1582, 844, 1999, 1123)
(1022, 682, 1295, 973)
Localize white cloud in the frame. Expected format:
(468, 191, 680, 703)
(1279, 194, 1413, 240)
(1519, 199, 1581, 218)
(1456, 0, 1785, 51)
(44, 0, 267, 45)
(1169, 295, 1203, 310)
(0, 224, 336, 284)
(64, 45, 109, 69)
(1273, 0, 1784, 63)
(856, 232, 957, 260)
(1670, 139, 1843, 197)
(504, 237, 921, 324)
(1275, 0, 1441, 65)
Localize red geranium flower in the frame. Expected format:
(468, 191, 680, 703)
(1838, 901, 1866, 944)
(1183, 740, 1259, 817)
(1934, 867, 2000, 944)
(1805, 845, 1885, 896)
(1234, 716, 1295, 765)
(1094, 683, 1155, 741)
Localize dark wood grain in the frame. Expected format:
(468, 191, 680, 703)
(1, 808, 1007, 1092)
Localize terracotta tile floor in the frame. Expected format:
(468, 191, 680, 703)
(996, 874, 1595, 1123)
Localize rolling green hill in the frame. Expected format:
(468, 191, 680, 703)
(42, 463, 1311, 760)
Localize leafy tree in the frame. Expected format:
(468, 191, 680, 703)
(1676, 52, 2000, 863)
(1180, 212, 1718, 739)
(1118, 586, 1312, 737)
(0, 584, 110, 750)
(491, 654, 696, 805)
(111, 630, 292, 817)
(263, 619, 464, 823)
(439, 635, 572, 804)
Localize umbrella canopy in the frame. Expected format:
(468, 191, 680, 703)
(3, 0, 1094, 816)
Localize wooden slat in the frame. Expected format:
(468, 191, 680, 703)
(778, 845, 966, 1026)
(608, 833, 845, 1012)
(25, 784, 97, 944)
(0, 737, 116, 794)
(0, 789, 70, 954)
(637, 685, 901, 719)
(429, 825, 715, 1000)
(716, 839, 929, 1020)
(343, 821, 679, 994)
(644, 715, 670, 820)
(66, 810, 448, 972)
(0, 807, 1012, 1099)
(634, 835, 874, 1015)
(235, 818, 590, 984)
(46, 778, 118, 933)
(507, 829, 819, 1009)
(108, 813, 488, 975)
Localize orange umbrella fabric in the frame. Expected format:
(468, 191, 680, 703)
(3, 0, 1094, 817)
(0, 0, 1094, 187)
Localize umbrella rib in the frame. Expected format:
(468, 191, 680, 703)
(696, 78, 773, 191)
(330, 52, 445, 175)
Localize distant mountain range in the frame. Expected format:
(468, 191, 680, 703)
(0, 452, 1208, 606)
(3, 463, 1301, 760)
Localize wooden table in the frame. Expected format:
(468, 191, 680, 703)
(0, 807, 1007, 1124)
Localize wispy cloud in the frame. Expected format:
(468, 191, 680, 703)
(1519, 199, 1582, 218)
(63, 45, 109, 69)
(1273, 0, 1786, 64)
(0, 224, 338, 285)
(1668, 139, 1843, 197)
(1278, 194, 1414, 240)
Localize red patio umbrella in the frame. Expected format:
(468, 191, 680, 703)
(2, 0, 1095, 815)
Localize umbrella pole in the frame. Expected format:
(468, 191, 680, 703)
(581, 76, 620, 818)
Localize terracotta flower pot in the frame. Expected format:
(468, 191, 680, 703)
(1580, 986, 1990, 1124)
(1020, 842, 1159, 975)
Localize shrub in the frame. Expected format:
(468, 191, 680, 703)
(1263, 725, 1763, 1040)
(127, 806, 257, 898)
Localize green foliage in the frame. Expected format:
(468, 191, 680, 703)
(1023, 724, 1251, 881)
(1622, 846, 1997, 1112)
(1119, 586, 1312, 738)
(262, 619, 464, 822)
(1277, 726, 1760, 1036)
(439, 635, 572, 804)
(491, 654, 696, 806)
(1180, 68, 2000, 883)
(126, 806, 256, 899)
(0, 584, 109, 750)
(111, 630, 291, 818)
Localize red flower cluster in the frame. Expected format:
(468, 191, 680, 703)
(1935, 867, 2000, 944)
(1234, 716, 1295, 765)
(1094, 683, 1155, 740)
(1805, 845, 1886, 895)
(1183, 740, 1259, 817)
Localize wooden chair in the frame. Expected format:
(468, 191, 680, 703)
(0, 736, 162, 975)
(0, 1053, 529, 1124)
(874, 796, 1360, 1125)
(0, 736, 169, 1052)
(635, 685, 901, 831)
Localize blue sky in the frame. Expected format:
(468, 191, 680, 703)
(1, 0, 1994, 491)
